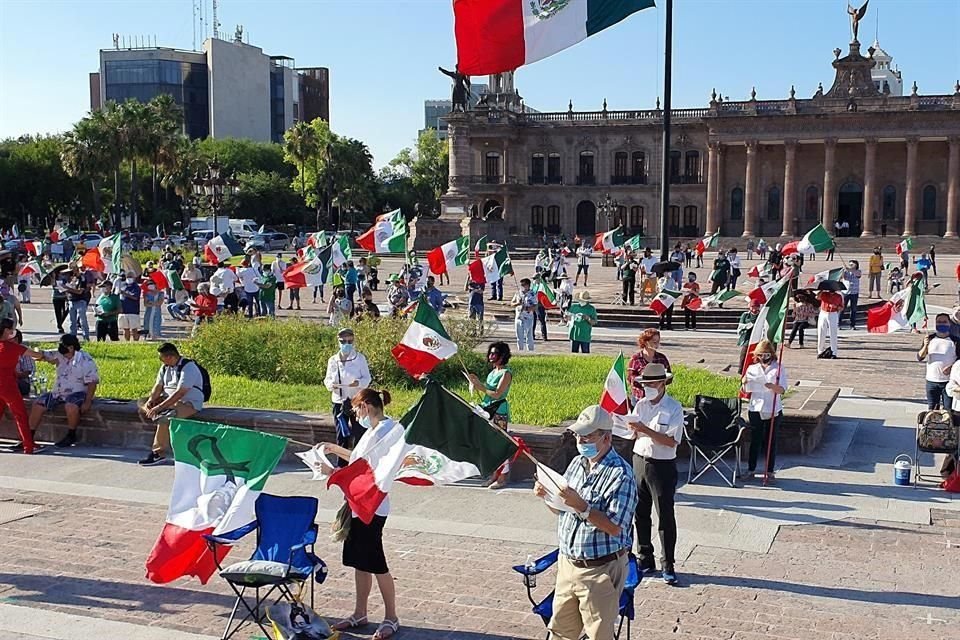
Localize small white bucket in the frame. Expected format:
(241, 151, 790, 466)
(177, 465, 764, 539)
(893, 455, 912, 486)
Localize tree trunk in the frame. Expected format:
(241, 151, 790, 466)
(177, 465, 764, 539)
(114, 167, 121, 230)
(300, 160, 306, 197)
(129, 159, 138, 229)
(90, 178, 102, 221)
(152, 159, 159, 216)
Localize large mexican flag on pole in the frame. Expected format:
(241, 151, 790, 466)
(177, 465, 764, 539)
(145, 420, 287, 584)
(454, 0, 655, 75)
(427, 236, 470, 276)
(740, 275, 791, 379)
(796, 223, 834, 254)
(593, 227, 625, 253)
(357, 209, 406, 254)
(867, 279, 925, 333)
(391, 298, 459, 378)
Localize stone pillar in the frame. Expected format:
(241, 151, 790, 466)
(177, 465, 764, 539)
(946, 137, 960, 238)
(742, 141, 758, 237)
(502, 141, 510, 183)
(861, 138, 878, 237)
(446, 119, 465, 195)
(715, 144, 725, 233)
(705, 142, 719, 234)
(782, 140, 797, 237)
(822, 139, 837, 233)
(903, 137, 919, 237)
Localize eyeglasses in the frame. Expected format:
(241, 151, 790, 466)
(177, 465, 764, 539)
(338, 339, 354, 345)
(575, 431, 605, 443)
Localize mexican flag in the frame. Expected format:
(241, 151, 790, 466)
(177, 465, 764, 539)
(91, 233, 123, 274)
(532, 279, 557, 309)
(867, 280, 925, 333)
(649, 289, 682, 316)
(391, 298, 459, 378)
(307, 231, 328, 248)
(896, 236, 914, 255)
(283, 246, 331, 289)
(697, 289, 740, 309)
(599, 352, 629, 415)
(454, 0, 654, 75)
(593, 227, 625, 253)
(468, 246, 509, 284)
(696, 231, 719, 255)
(165, 269, 184, 291)
(740, 277, 791, 379)
(357, 209, 406, 254)
(474, 234, 488, 258)
(24, 240, 42, 256)
(204, 233, 243, 264)
(806, 267, 843, 288)
(427, 236, 470, 276)
(148, 270, 170, 291)
(796, 224, 835, 254)
(80, 247, 105, 273)
(145, 419, 287, 584)
(18, 260, 46, 279)
(747, 278, 782, 305)
(330, 234, 352, 269)
(747, 262, 773, 279)
(623, 234, 643, 254)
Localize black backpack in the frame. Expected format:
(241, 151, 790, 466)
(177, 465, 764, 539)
(178, 358, 212, 402)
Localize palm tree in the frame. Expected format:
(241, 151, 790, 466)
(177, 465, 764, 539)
(283, 121, 319, 198)
(87, 102, 125, 228)
(159, 137, 200, 229)
(60, 117, 111, 220)
(146, 94, 184, 215)
(117, 99, 153, 228)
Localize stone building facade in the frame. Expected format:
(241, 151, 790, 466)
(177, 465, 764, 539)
(437, 39, 960, 248)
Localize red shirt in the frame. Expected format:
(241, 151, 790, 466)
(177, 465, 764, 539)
(628, 350, 672, 399)
(194, 294, 218, 318)
(818, 291, 844, 313)
(0, 341, 26, 377)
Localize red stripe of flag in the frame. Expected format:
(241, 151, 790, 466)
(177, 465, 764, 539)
(454, 0, 525, 76)
(145, 523, 228, 585)
(426, 246, 448, 276)
(468, 259, 486, 284)
(327, 458, 386, 525)
(390, 343, 445, 380)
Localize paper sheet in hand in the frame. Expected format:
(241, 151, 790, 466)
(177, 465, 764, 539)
(536, 463, 576, 513)
(744, 368, 770, 394)
(610, 412, 637, 440)
(296, 444, 337, 482)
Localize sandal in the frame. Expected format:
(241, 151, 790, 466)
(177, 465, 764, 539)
(332, 614, 368, 631)
(373, 619, 400, 640)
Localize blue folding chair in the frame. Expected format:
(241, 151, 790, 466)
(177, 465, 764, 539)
(204, 494, 328, 640)
(512, 549, 640, 639)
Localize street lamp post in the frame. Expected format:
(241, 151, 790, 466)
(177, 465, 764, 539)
(596, 193, 621, 232)
(192, 156, 240, 237)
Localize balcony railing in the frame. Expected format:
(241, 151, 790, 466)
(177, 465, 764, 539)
(669, 174, 703, 185)
(611, 175, 648, 185)
(455, 175, 520, 185)
(528, 175, 565, 185)
(576, 175, 597, 185)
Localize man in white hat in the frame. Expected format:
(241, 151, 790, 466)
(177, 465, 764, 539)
(567, 291, 597, 354)
(533, 405, 638, 640)
(623, 362, 683, 585)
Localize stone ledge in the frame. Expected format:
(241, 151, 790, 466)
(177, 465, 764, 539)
(0, 385, 839, 480)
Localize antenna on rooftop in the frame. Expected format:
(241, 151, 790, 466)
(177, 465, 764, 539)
(212, 0, 220, 40)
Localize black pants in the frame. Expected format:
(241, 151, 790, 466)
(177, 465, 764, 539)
(96, 319, 119, 341)
(788, 320, 810, 346)
(535, 307, 547, 340)
(633, 456, 678, 572)
(53, 298, 68, 332)
(683, 308, 696, 329)
(658, 305, 673, 330)
(332, 401, 366, 468)
(622, 279, 635, 305)
(748, 411, 780, 473)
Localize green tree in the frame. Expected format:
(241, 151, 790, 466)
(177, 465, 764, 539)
(145, 94, 184, 216)
(60, 117, 112, 220)
(387, 128, 449, 217)
(228, 170, 305, 225)
(283, 121, 318, 198)
(196, 138, 290, 177)
(0, 135, 82, 232)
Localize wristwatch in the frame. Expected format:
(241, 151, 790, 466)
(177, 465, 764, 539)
(577, 505, 591, 520)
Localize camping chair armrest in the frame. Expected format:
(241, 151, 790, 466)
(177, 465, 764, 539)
(511, 548, 560, 576)
(203, 521, 257, 547)
(284, 525, 320, 574)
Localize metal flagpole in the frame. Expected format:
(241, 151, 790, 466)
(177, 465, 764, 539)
(658, 0, 674, 263)
(763, 272, 793, 486)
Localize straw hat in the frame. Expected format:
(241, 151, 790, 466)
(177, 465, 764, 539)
(754, 339, 776, 356)
(578, 290, 592, 302)
(637, 363, 673, 383)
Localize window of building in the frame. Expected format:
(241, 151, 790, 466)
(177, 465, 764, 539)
(630, 206, 643, 233)
(615, 205, 627, 228)
(804, 186, 819, 221)
(730, 187, 744, 220)
(683, 205, 699, 236)
(578, 152, 595, 184)
(684, 151, 700, 182)
(882, 185, 897, 220)
(668, 205, 681, 234)
(632, 152, 645, 180)
(531, 205, 544, 231)
(613, 152, 628, 177)
(530, 154, 545, 183)
(484, 153, 500, 183)
(547, 154, 561, 183)
(547, 205, 560, 231)
(767, 186, 781, 220)
(922, 185, 937, 220)
(669, 150, 682, 183)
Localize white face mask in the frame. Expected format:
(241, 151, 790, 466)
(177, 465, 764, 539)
(126, 278, 135, 285)
(643, 385, 660, 401)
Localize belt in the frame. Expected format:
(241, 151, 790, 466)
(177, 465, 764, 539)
(567, 548, 626, 569)
(635, 455, 676, 463)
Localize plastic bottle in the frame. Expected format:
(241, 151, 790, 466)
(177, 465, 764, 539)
(524, 554, 536, 588)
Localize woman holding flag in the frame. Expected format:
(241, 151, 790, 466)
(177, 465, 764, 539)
(465, 341, 513, 489)
(741, 339, 787, 482)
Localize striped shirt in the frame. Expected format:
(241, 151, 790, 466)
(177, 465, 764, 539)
(558, 447, 638, 560)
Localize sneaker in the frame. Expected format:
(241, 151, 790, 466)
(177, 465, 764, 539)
(661, 570, 678, 585)
(55, 431, 77, 448)
(7, 441, 24, 453)
(138, 452, 167, 466)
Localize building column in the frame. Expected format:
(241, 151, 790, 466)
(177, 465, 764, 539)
(742, 141, 758, 237)
(946, 137, 960, 238)
(705, 142, 719, 235)
(715, 143, 725, 232)
(502, 141, 510, 183)
(782, 140, 797, 237)
(822, 138, 837, 233)
(903, 137, 919, 237)
(861, 138, 878, 237)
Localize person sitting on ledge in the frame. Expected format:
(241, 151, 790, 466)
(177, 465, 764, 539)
(138, 342, 205, 467)
(19, 333, 99, 450)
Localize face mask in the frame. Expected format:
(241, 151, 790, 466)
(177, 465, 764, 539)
(358, 415, 372, 429)
(126, 278, 135, 285)
(936, 324, 950, 334)
(577, 442, 599, 459)
(759, 354, 773, 364)
(57, 345, 70, 355)
(339, 342, 354, 355)
(644, 386, 660, 401)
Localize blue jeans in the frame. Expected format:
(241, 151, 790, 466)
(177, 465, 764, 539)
(243, 290, 258, 318)
(926, 380, 950, 410)
(68, 300, 90, 340)
(261, 297, 276, 317)
(346, 283, 357, 305)
(143, 306, 162, 337)
(490, 280, 503, 301)
(844, 293, 859, 328)
(572, 340, 591, 353)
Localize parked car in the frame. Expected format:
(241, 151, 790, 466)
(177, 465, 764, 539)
(192, 230, 215, 245)
(245, 233, 288, 252)
(68, 233, 103, 245)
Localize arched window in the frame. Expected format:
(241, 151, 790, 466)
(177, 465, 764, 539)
(578, 151, 595, 185)
(547, 205, 560, 231)
(730, 187, 744, 220)
(669, 150, 682, 183)
(531, 205, 544, 231)
(922, 185, 937, 220)
(767, 186, 781, 220)
(882, 185, 897, 220)
(547, 153, 562, 183)
(668, 205, 681, 235)
(615, 205, 627, 228)
(684, 151, 701, 183)
(632, 152, 646, 183)
(683, 205, 699, 236)
(804, 186, 819, 220)
(530, 153, 545, 183)
(630, 206, 643, 233)
(613, 152, 628, 182)
(484, 152, 500, 183)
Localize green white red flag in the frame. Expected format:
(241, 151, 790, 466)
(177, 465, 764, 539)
(283, 244, 332, 288)
(468, 246, 509, 284)
(307, 231, 328, 248)
(740, 275, 791, 379)
(796, 224, 835, 254)
(532, 279, 557, 309)
(593, 227, 625, 253)
(696, 231, 719, 255)
(806, 267, 843, 288)
(18, 260, 46, 279)
(391, 298, 459, 378)
(867, 279, 925, 333)
(145, 419, 287, 584)
(357, 209, 406, 254)
(747, 279, 782, 305)
(427, 236, 470, 276)
(330, 234, 352, 269)
(474, 234, 488, 258)
(204, 233, 243, 264)
(599, 352, 629, 415)
(650, 289, 682, 316)
(896, 236, 914, 256)
(622, 234, 643, 254)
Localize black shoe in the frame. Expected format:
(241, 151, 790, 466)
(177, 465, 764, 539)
(138, 452, 167, 466)
(55, 431, 77, 448)
(8, 441, 24, 453)
(57, 327, 64, 334)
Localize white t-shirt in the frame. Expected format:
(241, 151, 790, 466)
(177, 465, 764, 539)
(349, 417, 403, 517)
(629, 394, 684, 460)
(925, 336, 957, 383)
(744, 361, 789, 418)
(640, 256, 658, 276)
(237, 266, 261, 293)
(214, 268, 239, 295)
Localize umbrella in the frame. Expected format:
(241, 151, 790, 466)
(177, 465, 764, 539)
(121, 254, 142, 278)
(39, 263, 69, 287)
(817, 279, 846, 292)
(650, 260, 682, 276)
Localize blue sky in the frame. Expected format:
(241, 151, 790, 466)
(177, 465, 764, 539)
(1, 0, 957, 168)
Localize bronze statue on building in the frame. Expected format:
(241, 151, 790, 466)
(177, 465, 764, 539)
(439, 66, 471, 113)
(847, 1, 869, 42)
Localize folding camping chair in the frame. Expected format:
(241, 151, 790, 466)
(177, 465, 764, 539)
(684, 395, 750, 487)
(915, 410, 960, 486)
(512, 549, 640, 640)
(204, 494, 328, 640)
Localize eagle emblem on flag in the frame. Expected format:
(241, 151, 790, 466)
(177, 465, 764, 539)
(400, 451, 444, 476)
(421, 335, 441, 350)
(530, 0, 570, 20)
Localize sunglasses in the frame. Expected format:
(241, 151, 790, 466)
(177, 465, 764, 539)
(338, 339, 354, 345)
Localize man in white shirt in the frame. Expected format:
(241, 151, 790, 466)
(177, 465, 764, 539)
(138, 342, 205, 466)
(211, 263, 239, 299)
(574, 241, 593, 286)
(511, 278, 537, 352)
(620, 362, 683, 585)
(271, 253, 287, 308)
(27, 334, 100, 449)
(323, 328, 372, 465)
(918, 313, 960, 410)
(236, 258, 261, 319)
(639, 248, 659, 304)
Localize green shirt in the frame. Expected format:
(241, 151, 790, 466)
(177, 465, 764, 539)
(568, 302, 598, 343)
(259, 273, 277, 302)
(97, 293, 120, 321)
(737, 311, 758, 346)
(482, 366, 512, 420)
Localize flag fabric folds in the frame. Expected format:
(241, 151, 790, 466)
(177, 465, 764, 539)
(867, 279, 925, 333)
(650, 289, 682, 316)
(599, 352, 629, 415)
(532, 279, 557, 309)
(453, 0, 655, 75)
(474, 234, 488, 258)
(283, 245, 331, 288)
(204, 233, 243, 264)
(740, 276, 791, 378)
(593, 227, 625, 253)
(330, 234, 352, 269)
(145, 419, 287, 584)
(18, 260, 46, 279)
(427, 236, 470, 276)
(80, 247, 105, 273)
(696, 231, 719, 255)
(357, 209, 406, 254)
(468, 246, 509, 284)
(623, 234, 643, 254)
(796, 224, 835, 254)
(806, 267, 844, 288)
(391, 299, 459, 378)
(896, 237, 914, 255)
(747, 279, 782, 305)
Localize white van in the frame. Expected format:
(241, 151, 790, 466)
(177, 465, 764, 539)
(229, 219, 258, 240)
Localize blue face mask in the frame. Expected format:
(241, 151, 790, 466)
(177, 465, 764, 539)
(577, 442, 599, 459)
(936, 324, 951, 334)
(359, 415, 372, 429)
(339, 342, 354, 355)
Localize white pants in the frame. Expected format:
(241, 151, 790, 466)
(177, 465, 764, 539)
(17, 278, 30, 303)
(515, 314, 535, 351)
(817, 310, 839, 354)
